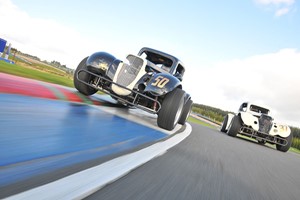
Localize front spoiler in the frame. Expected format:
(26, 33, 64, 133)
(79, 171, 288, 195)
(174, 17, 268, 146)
(76, 69, 161, 114)
(240, 126, 288, 146)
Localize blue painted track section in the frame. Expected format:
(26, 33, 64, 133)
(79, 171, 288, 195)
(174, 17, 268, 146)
(0, 94, 167, 186)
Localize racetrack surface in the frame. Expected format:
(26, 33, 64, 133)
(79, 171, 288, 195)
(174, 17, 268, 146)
(0, 73, 187, 198)
(0, 94, 172, 198)
(86, 123, 300, 200)
(2, 73, 300, 199)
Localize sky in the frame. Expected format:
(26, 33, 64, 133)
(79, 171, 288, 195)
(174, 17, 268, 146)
(0, 0, 300, 127)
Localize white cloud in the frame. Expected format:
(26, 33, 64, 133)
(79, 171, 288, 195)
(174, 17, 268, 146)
(186, 48, 300, 127)
(275, 7, 291, 16)
(254, 0, 295, 16)
(255, 0, 295, 6)
(0, 0, 98, 68)
(0, 0, 138, 69)
(1, 0, 299, 127)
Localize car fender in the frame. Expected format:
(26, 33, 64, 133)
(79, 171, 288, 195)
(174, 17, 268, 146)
(225, 113, 235, 131)
(144, 73, 182, 96)
(240, 112, 259, 131)
(269, 122, 291, 138)
(86, 52, 121, 80)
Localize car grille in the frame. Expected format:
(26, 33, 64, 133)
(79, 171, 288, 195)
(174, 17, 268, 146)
(258, 114, 273, 134)
(116, 55, 144, 87)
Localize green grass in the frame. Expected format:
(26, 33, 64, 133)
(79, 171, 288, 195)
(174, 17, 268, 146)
(187, 116, 218, 130)
(291, 137, 300, 150)
(8, 55, 66, 75)
(30, 62, 67, 76)
(0, 61, 74, 88)
(289, 147, 300, 154)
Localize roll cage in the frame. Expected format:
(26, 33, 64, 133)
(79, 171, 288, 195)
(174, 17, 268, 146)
(138, 47, 185, 80)
(239, 102, 270, 115)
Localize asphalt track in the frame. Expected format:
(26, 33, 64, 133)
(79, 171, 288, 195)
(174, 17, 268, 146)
(0, 73, 187, 198)
(86, 123, 300, 200)
(0, 94, 170, 189)
(1, 73, 300, 199)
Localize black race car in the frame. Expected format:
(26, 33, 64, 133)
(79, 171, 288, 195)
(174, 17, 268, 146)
(74, 47, 192, 130)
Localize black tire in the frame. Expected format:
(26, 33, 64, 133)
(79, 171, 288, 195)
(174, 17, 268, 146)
(227, 115, 241, 137)
(178, 99, 193, 125)
(157, 88, 185, 130)
(220, 115, 228, 133)
(74, 57, 97, 96)
(258, 140, 266, 145)
(276, 133, 293, 152)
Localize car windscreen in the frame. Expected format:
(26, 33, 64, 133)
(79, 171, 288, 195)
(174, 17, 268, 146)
(143, 51, 173, 68)
(250, 105, 269, 114)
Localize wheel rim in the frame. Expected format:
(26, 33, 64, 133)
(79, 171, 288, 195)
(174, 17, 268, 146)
(174, 101, 184, 126)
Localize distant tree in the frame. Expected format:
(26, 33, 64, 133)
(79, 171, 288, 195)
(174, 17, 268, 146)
(11, 47, 18, 52)
(290, 127, 300, 138)
(192, 103, 233, 123)
(51, 60, 61, 67)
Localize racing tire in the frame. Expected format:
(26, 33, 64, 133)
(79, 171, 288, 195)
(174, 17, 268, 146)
(258, 140, 266, 145)
(157, 88, 185, 130)
(178, 99, 193, 125)
(276, 133, 293, 152)
(74, 57, 97, 96)
(220, 115, 228, 133)
(227, 115, 241, 137)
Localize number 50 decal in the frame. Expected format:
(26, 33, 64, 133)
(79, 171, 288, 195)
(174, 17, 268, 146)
(151, 76, 170, 88)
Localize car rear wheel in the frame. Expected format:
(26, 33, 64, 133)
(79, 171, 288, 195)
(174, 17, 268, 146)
(178, 99, 193, 125)
(276, 133, 293, 152)
(227, 115, 241, 137)
(74, 57, 97, 96)
(157, 88, 185, 130)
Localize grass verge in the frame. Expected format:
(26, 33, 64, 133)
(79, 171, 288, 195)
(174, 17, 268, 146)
(289, 147, 300, 154)
(187, 116, 218, 130)
(0, 61, 74, 88)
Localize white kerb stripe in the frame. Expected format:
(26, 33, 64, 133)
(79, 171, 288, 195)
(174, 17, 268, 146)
(6, 123, 192, 200)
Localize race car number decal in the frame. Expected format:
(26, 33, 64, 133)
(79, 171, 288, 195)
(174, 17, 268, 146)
(151, 76, 170, 88)
(278, 125, 288, 132)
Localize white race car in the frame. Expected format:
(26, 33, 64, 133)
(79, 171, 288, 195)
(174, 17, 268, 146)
(220, 102, 292, 152)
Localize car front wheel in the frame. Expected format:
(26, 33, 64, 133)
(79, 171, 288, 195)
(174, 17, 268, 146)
(74, 57, 97, 96)
(227, 115, 241, 137)
(157, 88, 185, 130)
(276, 133, 293, 152)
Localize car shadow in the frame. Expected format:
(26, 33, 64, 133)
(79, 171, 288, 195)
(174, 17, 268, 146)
(235, 135, 275, 150)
